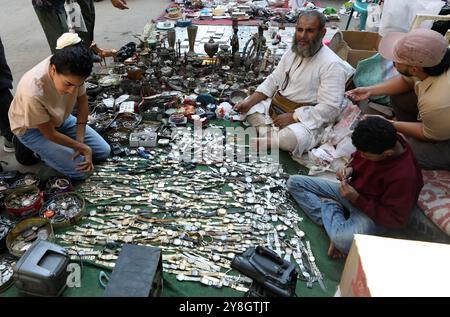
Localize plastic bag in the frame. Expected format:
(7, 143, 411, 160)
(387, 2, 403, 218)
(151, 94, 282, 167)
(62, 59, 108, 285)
(330, 102, 361, 145)
(65, 0, 87, 33)
(366, 3, 382, 32)
(379, 0, 443, 36)
(353, 53, 399, 105)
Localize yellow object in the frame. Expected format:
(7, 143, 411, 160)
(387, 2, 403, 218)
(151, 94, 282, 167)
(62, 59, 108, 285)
(213, 8, 225, 16)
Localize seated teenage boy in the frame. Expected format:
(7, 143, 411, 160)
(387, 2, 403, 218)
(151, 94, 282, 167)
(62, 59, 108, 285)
(287, 117, 424, 259)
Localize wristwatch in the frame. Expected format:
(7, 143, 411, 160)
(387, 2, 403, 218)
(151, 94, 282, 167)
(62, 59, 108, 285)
(292, 112, 299, 122)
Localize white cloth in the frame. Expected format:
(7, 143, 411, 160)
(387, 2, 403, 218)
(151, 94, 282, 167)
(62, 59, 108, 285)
(246, 45, 354, 156)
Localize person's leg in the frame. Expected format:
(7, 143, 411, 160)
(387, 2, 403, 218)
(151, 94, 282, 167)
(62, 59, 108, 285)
(246, 113, 266, 127)
(287, 175, 342, 225)
(33, 7, 69, 54)
(408, 138, 450, 171)
(246, 112, 272, 136)
(320, 199, 381, 253)
(17, 128, 89, 179)
(390, 91, 419, 122)
(288, 175, 384, 254)
(0, 89, 13, 145)
(277, 126, 297, 152)
(77, 0, 96, 46)
(56, 115, 111, 162)
(13, 135, 40, 165)
(287, 175, 348, 205)
(17, 116, 110, 179)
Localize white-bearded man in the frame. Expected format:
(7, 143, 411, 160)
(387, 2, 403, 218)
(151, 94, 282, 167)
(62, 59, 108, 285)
(235, 11, 354, 158)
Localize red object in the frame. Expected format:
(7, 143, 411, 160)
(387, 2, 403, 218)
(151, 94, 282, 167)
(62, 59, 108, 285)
(349, 135, 424, 229)
(44, 210, 55, 218)
(183, 105, 196, 115)
(351, 259, 371, 297)
(6, 191, 44, 219)
(184, 99, 197, 106)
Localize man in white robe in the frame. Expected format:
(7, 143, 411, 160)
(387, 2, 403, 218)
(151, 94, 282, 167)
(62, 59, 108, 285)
(235, 11, 354, 157)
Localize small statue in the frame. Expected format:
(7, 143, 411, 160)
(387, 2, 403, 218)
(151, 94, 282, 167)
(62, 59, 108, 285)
(90, 42, 117, 65)
(231, 18, 239, 56)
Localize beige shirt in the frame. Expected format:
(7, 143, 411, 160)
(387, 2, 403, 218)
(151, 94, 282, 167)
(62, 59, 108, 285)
(8, 56, 86, 135)
(410, 70, 450, 141)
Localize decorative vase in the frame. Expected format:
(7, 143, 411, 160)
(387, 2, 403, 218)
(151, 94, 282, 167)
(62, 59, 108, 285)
(204, 37, 219, 58)
(187, 25, 198, 57)
(167, 29, 176, 49)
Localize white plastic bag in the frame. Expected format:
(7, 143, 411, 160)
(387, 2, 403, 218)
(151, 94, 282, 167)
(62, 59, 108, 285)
(290, 0, 306, 10)
(330, 102, 361, 146)
(65, 0, 87, 33)
(379, 0, 443, 36)
(366, 3, 382, 32)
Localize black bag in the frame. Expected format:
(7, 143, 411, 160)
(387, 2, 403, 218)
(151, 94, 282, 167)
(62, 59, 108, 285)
(231, 246, 298, 297)
(432, 4, 450, 36)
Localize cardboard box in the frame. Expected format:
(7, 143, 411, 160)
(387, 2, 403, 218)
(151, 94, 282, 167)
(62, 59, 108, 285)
(331, 31, 382, 68)
(338, 234, 450, 297)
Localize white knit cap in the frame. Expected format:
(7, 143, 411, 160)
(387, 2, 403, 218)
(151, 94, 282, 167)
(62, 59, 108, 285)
(56, 32, 82, 50)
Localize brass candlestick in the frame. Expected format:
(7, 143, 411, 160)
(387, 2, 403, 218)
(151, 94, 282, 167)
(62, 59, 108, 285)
(187, 25, 198, 57)
(167, 29, 176, 49)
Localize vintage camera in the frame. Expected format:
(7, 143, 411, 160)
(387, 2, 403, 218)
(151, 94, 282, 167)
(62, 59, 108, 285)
(231, 245, 298, 297)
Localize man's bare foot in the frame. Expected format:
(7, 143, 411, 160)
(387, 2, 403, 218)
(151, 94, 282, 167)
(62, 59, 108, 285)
(256, 126, 273, 138)
(250, 136, 274, 151)
(327, 242, 347, 260)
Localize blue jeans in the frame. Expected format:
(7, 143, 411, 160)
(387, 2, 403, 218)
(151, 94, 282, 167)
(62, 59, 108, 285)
(287, 175, 386, 253)
(17, 115, 110, 180)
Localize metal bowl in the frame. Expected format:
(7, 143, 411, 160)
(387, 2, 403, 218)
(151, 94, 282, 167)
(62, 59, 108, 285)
(6, 217, 54, 258)
(229, 90, 248, 105)
(39, 192, 85, 229)
(4, 185, 43, 219)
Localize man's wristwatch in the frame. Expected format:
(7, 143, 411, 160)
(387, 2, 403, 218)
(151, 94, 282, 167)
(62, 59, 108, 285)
(292, 112, 299, 122)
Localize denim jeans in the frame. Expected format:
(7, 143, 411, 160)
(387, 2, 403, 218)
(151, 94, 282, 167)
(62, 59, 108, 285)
(17, 115, 110, 180)
(287, 175, 386, 253)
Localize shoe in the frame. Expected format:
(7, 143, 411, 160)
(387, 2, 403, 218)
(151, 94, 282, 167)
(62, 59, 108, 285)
(3, 137, 15, 153)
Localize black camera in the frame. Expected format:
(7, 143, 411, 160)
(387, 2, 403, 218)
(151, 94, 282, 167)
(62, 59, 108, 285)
(231, 246, 298, 297)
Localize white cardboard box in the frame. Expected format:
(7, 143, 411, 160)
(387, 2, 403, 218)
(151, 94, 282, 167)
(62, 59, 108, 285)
(338, 234, 450, 297)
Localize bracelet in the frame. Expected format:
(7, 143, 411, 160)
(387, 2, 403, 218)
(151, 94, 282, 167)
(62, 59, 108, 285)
(76, 122, 87, 125)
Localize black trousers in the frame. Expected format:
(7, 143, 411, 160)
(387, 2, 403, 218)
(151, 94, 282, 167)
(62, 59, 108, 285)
(13, 138, 39, 166)
(34, 0, 96, 53)
(391, 91, 450, 171)
(0, 88, 13, 142)
(390, 91, 419, 122)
